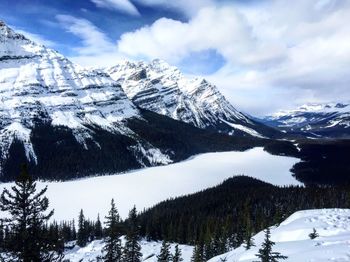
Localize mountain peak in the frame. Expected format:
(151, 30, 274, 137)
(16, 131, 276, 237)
(263, 101, 350, 138)
(0, 20, 29, 42)
(107, 59, 278, 138)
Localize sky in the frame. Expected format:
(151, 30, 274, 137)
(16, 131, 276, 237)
(1, 0, 349, 116)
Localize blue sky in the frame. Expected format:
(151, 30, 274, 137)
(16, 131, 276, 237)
(0, 0, 186, 55)
(1, 0, 350, 115)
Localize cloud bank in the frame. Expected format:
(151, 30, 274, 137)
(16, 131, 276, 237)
(114, 0, 350, 114)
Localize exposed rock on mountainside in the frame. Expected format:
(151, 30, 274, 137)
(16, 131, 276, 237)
(262, 102, 350, 138)
(107, 60, 279, 138)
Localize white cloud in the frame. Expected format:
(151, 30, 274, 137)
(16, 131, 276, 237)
(56, 14, 114, 55)
(116, 5, 289, 68)
(56, 15, 123, 67)
(116, 0, 350, 114)
(117, 6, 264, 65)
(90, 0, 140, 16)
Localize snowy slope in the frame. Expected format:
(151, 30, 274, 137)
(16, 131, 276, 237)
(107, 60, 278, 138)
(0, 148, 300, 220)
(263, 102, 350, 138)
(64, 209, 350, 261)
(64, 238, 194, 262)
(209, 209, 350, 262)
(0, 21, 255, 180)
(0, 20, 139, 132)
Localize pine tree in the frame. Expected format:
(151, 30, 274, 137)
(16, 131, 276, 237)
(102, 199, 123, 262)
(173, 244, 183, 262)
(0, 221, 4, 252)
(308, 228, 319, 240)
(0, 165, 62, 261)
(123, 206, 142, 262)
(77, 209, 88, 247)
(191, 243, 205, 262)
(157, 240, 171, 262)
(71, 219, 77, 240)
(244, 234, 255, 250)
(255, 228, 287, 262)
(95, 214, 103, 240)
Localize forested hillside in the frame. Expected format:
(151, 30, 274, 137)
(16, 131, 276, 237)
(136, 176, 350, 260)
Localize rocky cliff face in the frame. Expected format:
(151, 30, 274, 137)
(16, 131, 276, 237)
(107, 60, 278, 138)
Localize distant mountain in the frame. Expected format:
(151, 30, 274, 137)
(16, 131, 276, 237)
(107, 60, 280, 138)
(261, 102, 350, 138)
(0, 21, 271, 181)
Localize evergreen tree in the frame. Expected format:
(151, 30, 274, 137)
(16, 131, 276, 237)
(102, 199, 123, 262)
(191, 243, 205, 262)
(255, 228, 287, 262)
(0, 222, 4, 252)
(0, 165, 62, 261)
(309, 228, 319, 240)
(95, 214, 103, 240)
(123, 206, 142, 262)
(84, 219, 94, 242)
(244, 234, 255, 250)
(77, 209, 88, 247)
(173, 244, 183, 262)
(71, 219, 77, 240)
(157, 240, 171, 262)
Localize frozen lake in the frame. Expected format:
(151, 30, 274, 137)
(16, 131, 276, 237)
(0, 147, 300, 220)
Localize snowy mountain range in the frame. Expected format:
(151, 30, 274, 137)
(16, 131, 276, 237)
(262, 102, 350, 138)
(0, 21, 275, 181)
(107, 60, 278, 138)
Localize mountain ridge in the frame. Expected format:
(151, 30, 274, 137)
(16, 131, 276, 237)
(107, 59, 280, 138)
(261, 102, 350, 138)
(0, 21, 278, 181)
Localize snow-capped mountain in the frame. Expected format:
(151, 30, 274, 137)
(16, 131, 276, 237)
(0, 21, 270, 181)
(107, 60, 279, 138)
(0, 20, 140, 147)
(262, 102, 350, 138)
(0, 21, 182, 180)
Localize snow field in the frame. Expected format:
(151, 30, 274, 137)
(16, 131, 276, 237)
(0, 147, 300, 221)
(209, 209, 350, 262)
(64, 238, 194, 262)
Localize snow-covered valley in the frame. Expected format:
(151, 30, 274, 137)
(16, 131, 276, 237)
(0, 147, 299, 221)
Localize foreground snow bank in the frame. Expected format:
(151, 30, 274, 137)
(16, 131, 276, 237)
(209, 209, 350, 262)
(64, 209, 350, 261)
(0, 148, 299, 220)
(64, 239, 193, 262)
